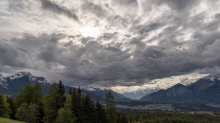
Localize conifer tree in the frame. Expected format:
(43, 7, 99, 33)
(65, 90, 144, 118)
(15, 87, 24, 109)
(71, 87, 77, 120)
(34, 81, 43, 105)
(2, 95, 12, 118)
(119, 113, 129, 123)
(72, 87, 76, 96)
(75, 86, 84, 123)
(105, 90, 118, 123)
(43, 83, 59, 123)
(57, 80, 66, 109)
(84, 94, 95, 123)
(16, 103, 39, 123)
(0, 94, 6, 117)
(95, 99, 102, 123)
(77, 86, 82, 98)
(56, 94, 76, 123)
(15, 103, 28, 121)
(34, 81, 44, 123)
(7, 97, 16, 119)
(68, 87, 72, 95)
(101, 105, 108, 123)
(23, 83, 35, 105)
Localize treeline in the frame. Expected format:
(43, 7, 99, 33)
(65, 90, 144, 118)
(0, 81, 128, 123)
(125, 112, 220, 123)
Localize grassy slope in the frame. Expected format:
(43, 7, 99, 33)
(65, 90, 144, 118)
(0, 118, 26, 123)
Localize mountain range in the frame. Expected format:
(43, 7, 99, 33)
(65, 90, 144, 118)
(0, 72, 130, 101)
(122, 88, 160, 99)
(140, 74, 220, 104)
(82, 87, 131, 100)
(2, 72, 220, 104)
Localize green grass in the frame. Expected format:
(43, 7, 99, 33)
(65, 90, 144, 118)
(0, 118, 26, 123)
(195, 111, 213, 114)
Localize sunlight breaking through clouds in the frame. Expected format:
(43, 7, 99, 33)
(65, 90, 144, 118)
(1, 0, 220, 94)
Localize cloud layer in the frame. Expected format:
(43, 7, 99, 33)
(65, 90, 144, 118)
(1, 0, 220, 90)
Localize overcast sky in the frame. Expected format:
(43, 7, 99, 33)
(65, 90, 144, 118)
(1, 0, 220, 93)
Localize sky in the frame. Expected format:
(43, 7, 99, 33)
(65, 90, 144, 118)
(1, 0, 220, 93)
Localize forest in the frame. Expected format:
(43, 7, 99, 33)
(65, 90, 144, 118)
(1, 81, 220, 123)
(0, 81, 128, 123)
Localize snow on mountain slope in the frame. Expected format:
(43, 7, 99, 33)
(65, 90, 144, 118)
(140, 74, 220, 104)
(201, 74, 220, 81)
(0, 72, 51, 89)
(0, 74, 8, 89)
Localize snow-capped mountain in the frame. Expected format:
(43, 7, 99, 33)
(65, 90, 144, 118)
(0, 72, 51, 89)
(201, 74, 220, 81)
(0, 72, 104, 101)
(140, 74, 220, 104)
(0, 72, 52, 98)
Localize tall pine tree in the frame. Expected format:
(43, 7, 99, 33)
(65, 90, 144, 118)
(2, 95, 12, 118)
(23, 83, 35, 105)
(0, 94, 6, 117)
(105, 90, 118, 123)
(43, 83, 59, 123)
(75, 86, 84, 123)
(57, 80, 65, 109)
(33, 81, 43, 105)
(68, 87, 72, 95)
(15, 87, 24, 109)
(56, 94, 77, 123)
(33, 81, 44, 123)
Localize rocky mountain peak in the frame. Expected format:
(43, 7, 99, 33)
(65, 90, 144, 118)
(201, 74, 220, 81)
(190, 74, 220, 92)
(15, 72, 32, 77)
(170, 83, 185, 88)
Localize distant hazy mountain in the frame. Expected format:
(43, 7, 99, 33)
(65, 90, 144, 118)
(82, 87, 131, 100)
(0, 72, 103, 101)
(122, 88, 160, 99)
(140, 74, 220, 104)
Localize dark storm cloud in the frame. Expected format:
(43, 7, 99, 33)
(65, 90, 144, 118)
(81, 2, 107, 18)
(136, 23, 164, 35)
(215, 13, 220, 19)
(1, 0, 220, 88)
(0, 41, 19, 67)
(40, 0, 79, 22)
(38, 44, 57, 62)
(159, 0, 197, 11)
(10, 33, 65, 53)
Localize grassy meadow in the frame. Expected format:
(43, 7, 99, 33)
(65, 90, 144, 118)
(0, 118, 26, 123)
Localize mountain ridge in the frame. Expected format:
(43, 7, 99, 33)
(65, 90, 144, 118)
(140, 74, 220, 104)
(0, 72, 128, 101)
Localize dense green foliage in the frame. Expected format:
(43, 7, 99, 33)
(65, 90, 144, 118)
(125, 112, 220, 123)
(0, 81, 127, 123)
(0, 93, 12, 118)
(105, 91, 118, 123)
(2, 81, 220, 123)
